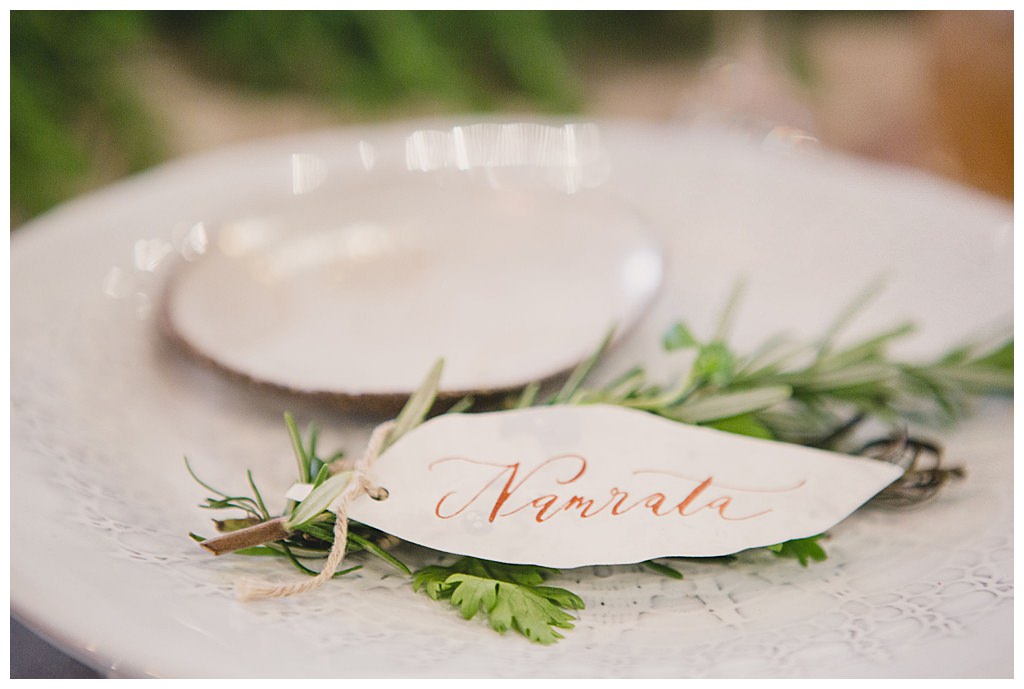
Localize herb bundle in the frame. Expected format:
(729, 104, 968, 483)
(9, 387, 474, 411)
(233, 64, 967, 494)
(187, 293, 1011, 644)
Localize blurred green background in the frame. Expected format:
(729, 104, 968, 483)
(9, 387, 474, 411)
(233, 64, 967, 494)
(10, 10, 1013, 227)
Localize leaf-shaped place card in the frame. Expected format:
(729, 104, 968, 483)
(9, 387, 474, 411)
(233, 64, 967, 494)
(348, 405, 902, 568)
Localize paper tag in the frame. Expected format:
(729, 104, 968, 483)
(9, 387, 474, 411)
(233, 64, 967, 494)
(348, 405, 902, 568)
(285, 482, 314, 502)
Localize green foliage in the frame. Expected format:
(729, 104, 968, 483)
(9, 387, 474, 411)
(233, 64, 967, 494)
(413, 557, 584, 644)
(768, 535, 828, 567)
(11, 10, 164, 222)
(973, 340, 1013, 371)
(663, 322, 699, 351)
(284, 471, 354, 532)
(186, 416, 408, 577)
(641, 559, 685, 579)
(705, 413, 774, 440)
(186, 286, 1011, 644)
(12, 10, 719, 223)
(544, 285, 1012, 450)
(385, 359, 444, 452)
(154, 10, 584, 113)
(186, 359, 444, 574)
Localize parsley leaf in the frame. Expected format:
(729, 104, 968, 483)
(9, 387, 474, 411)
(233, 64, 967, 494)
(412, 557, 584, 644)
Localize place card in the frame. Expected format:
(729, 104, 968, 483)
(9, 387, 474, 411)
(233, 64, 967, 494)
(348, 405, 902, 568)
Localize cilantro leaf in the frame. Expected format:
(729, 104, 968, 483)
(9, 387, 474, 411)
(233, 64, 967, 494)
(412, 557, 584, 644)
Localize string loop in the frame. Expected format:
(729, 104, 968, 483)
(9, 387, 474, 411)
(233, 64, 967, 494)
(238, 420, 396, 601)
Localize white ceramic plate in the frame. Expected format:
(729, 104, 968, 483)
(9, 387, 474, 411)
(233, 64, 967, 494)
(11, 119, 1013, 678)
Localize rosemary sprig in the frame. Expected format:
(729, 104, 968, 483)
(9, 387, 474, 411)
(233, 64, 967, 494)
(537, 287, 1011, 453)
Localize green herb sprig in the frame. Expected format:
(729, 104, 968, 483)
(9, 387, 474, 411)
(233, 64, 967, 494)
(532, 284, 1011, 451)
(187, 289, 1011, 643)
(414, 558, 585, 645)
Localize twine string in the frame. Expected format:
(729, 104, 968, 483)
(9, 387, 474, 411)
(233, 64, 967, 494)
(238, 420, 396, 601)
